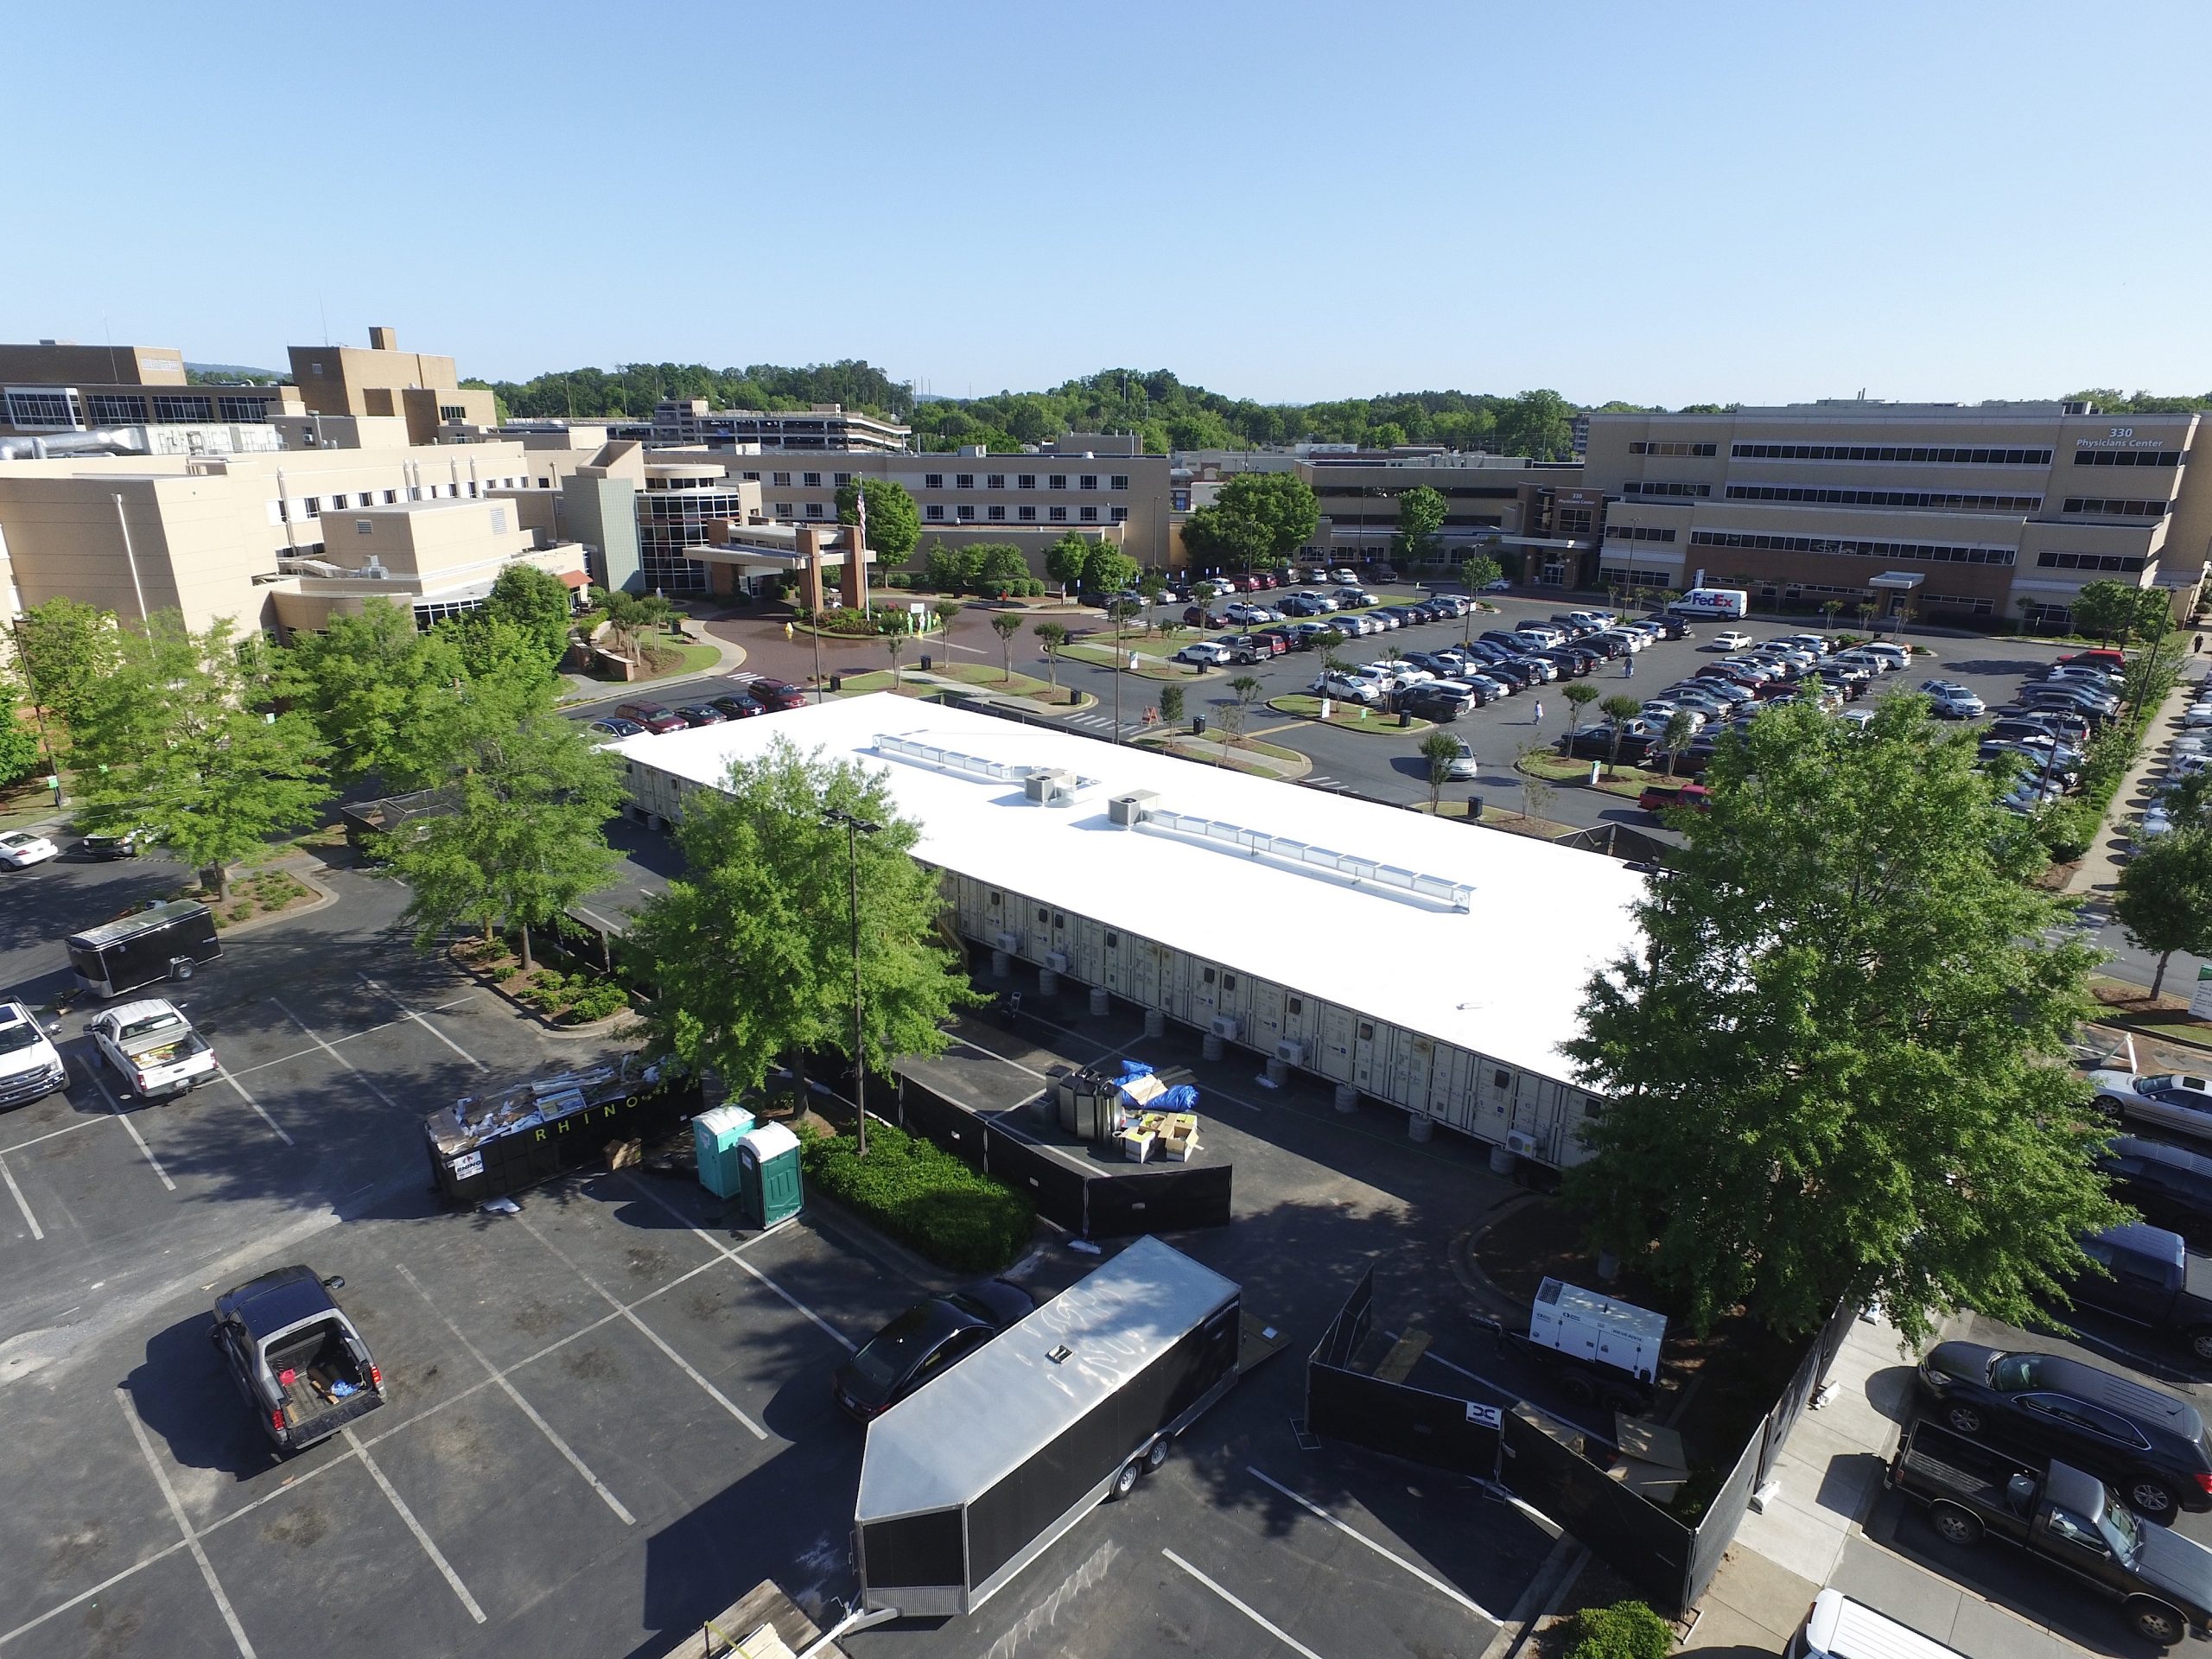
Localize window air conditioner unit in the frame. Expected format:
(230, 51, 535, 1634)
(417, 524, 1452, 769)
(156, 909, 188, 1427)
(993, 931, 1020, 953)
(1505, 1129, 1538, 1157)
(1045, 950, 1069, 974)
(1208, 1014, 1242, 1041)
(1274, 1039, 1307, 1066)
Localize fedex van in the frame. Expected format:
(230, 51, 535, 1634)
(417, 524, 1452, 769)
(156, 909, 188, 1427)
(1669, 587, 1750, 620)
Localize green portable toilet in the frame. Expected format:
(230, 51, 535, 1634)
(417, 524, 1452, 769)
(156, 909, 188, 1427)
(692, 1104, 754, 1199)
(736, 1122, 803, 1228)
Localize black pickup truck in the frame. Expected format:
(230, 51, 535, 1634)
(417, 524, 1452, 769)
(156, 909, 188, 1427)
(2072, 1224, 2212, 1362)
(211, 1266, 384, 1453)
(1886, 1419, 2212, 1647)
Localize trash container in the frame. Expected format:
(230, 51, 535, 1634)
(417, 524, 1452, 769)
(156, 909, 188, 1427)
(693, 1103, 755, 1200)
(1399, 709, 1412, 728)
(828, 672, 843, 691)
(736, 1122, 804, 1228)
(919, 653, 933, 671)
(1192, 715, 1207, 736)
(1469, 794, 1484, 819)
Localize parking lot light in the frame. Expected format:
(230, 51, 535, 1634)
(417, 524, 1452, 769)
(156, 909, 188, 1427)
(823, 807, 882, 1156)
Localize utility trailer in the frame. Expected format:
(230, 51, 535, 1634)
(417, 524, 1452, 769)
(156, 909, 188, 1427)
(65, 899, 220, 999)
(1472, 1277, 1666, 1415)
(855, 1236, 1268, 1618)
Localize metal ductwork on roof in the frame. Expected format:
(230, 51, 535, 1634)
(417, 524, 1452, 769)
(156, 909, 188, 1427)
(0, 427, 151, 461)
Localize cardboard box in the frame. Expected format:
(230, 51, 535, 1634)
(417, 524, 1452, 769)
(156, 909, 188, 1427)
(607, 1136, 643, 1172)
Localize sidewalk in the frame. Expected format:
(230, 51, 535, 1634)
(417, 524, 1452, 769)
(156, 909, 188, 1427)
(2064, 667, 2204, 900)
(558, 617, 749, 703)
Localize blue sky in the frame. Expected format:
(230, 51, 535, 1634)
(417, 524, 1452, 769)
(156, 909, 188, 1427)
(10, 2, 2209, 407)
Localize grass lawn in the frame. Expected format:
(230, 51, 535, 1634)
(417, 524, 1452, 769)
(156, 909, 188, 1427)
(1409, 799, 1581, 837)
(839, 662, 1089, 707)
(0, 776, 63, 832)
(827, 670, 938, 696)
(1141, 737, 1293, 776)
(1264, 695, 1434, 736)
(1517, 750, 1680, 798)
(1061, 641, 1220, 682)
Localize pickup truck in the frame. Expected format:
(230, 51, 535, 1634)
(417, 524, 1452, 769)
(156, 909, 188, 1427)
(0, 1000, 68, 1111)
(1887, 1420, 2212, 1647)
(212, 1266, 384, 1453)
(2073, 1224, 2212, 1361)
(86, 998, 216, 1100)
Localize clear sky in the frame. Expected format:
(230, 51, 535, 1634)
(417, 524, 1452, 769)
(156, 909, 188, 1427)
(10, 1, 2209, 408)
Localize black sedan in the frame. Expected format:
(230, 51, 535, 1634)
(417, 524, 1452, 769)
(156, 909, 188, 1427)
(1917, 1340, 2212, 1520)
(673, 703, 729, 727)
(710, 692, 766, 720)
(832, 1279, 1036, 1421)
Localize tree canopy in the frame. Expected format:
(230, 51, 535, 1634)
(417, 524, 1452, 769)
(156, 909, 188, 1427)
(10, 595, 119, 730)
(2114, 827, 2212, 998)
(1181, 472, 1320, 569)
(1395, 486, 1447, 562)
(626, 739, 978, 1095)
(480, 563, 577, 664)
(282, 600, 469, 790)
(1562, 699, 2118, 1341)
(837, 477, 922, 565)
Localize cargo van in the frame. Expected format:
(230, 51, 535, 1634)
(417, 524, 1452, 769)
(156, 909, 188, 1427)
(1669, 587, 1750, 620)
(1792, 1589, 1964, 1658)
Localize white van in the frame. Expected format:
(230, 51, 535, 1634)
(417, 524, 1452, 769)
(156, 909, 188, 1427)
(1793, 1590, 1965, 1659)
(1669, 587, 1751, 620)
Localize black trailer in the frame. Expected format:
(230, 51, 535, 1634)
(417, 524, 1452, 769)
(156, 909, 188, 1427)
(855, 1236, 1245, 1618)
(65, 900, 221, 1000)
(423, 1054, 699, 1205)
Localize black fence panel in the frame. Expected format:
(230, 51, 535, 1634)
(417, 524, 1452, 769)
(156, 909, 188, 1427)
(1309, 1363, 1501, 1478)
(1758, 1297, 1856, 1488)
(981, 1122, 1089, 1234)
(1500, 1406, 1695, 1613)
(1084, 1163, 1232, 1238)
(896, 1078, 988, 1172)
(1309, 1264, 1376, 1373)
(1682, 1427, 1765, 1611)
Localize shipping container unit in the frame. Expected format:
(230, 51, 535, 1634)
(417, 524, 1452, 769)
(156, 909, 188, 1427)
(64, 900, 221, 999)
(855, 1236, 1242, 1618)
(610, 696, 1644, 1173)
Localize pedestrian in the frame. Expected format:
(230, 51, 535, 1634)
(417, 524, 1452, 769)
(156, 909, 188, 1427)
(2196, 632, 2205, 654)
(1532, 697, 1544, 725)
(1624, 655, 1634, 678)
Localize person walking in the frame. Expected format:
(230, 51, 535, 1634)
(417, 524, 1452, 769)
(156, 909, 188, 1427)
(2196, 632, 2204, 654)
(1532, 696, 1544, 725)
(1623, 654, 1634, 678)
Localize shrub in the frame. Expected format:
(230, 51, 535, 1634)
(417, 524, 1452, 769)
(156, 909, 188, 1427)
(796, 1118, 1033, 1272)
(1564, 1599, 1673, 1659)
(227, 902, 254, 923)
(1159, 685, 1185, 725)
(2041, 801, 2098, 862)
(564, 981, 629, 1022)
(490, 962, 520, 982)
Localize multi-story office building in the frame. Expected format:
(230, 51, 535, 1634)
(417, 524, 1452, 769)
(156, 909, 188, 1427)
(1583, 402, 2211, 627)
(289, 327, 497, 446)
(650, 399, 910, 453)
(0, 442, 582, 637)
(1296, 452, 1593, 575)
(0, 339, 302, 436)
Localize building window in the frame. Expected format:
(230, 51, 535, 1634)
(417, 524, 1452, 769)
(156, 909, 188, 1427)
(5, 391, 78, 427)
(956, 473, 975, 489)
(2064, 497, 2171, 517)
(988, 505, 1007, 521)
(150, 395, 214, 423)
(1111, 506, 1129, 523)
(1688, 529, 2016, 566)
(984, 473, 1004, 488)
(1605, 524, 1675, 542)
(774, 501, 793, 518)
(1628, 441, 1719, 457)
(1726, 484, 2043, 511)
(1110, 474, 1130, 491)
(1049, 474, 1068, 490)
(806, 503, 827, 518)
(926, 505, 947, 521)
(89, 394, 149, 423)
(383, 489, 397, 504)
(1080, 474, 1099, 491)
(957, 505, 976, 521)
(439, 404, 467, 422)
(833, 472, 852, 486)
(1732, 442, 2054, 464)
(1559, 507, 1596, 535)
(925, 473, 944, 489)
(2072, 448, 2183, 467)
(304, 498, 321, 517)
(772, 471, 792, 486)
(742, 470, 760, 480)
(1080, 506, 1099, 522)
(355, 519, 372, 535)
(1019, 505, 1038, 522)
(1050, 506, 1068, 522)
(803, 472, 822, 486)
(2037, 550, 2150, 572)
(1018, 474, 1037, 489)
(1622, 480, 1710, 498)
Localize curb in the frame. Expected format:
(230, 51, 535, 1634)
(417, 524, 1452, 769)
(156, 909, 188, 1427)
(201, 860, 342, 938)
(1260, 700, 1436, 739)
(442, 943, 642, 1038)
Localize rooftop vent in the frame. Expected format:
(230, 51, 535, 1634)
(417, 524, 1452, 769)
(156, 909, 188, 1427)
(1139, 807, 1472, 911)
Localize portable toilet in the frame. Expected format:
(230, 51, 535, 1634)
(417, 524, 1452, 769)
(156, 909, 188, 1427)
(736, 1122, 803, 1228)
(692, 1104, 755, 1200)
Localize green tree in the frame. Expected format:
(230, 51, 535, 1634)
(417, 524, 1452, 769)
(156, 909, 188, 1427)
(1656, 709, 1697, 778)
(836, 477, 922, 567)
(1562, 699, 2117, 1340)
(2114, 827, 2212, 998)
(931, 599, 963, 634)
(885, 631, 906, 686)
(1394, 486, 1447, 564)
(1564, 679, 1600, 730)
(1459, 554, 1503, 596)
(1044, 531, 1092, 594)
(0, 674, 42, 787)
(989, 613, 1023, 682)
(1158, 683, 1185, 726)
(596, 589, 674, 660)
(1229, 673, 1264, 728)
(2074, 580, 2142, 645)
(1492, 389, 1577, 460)
(1366, 421, 1408, 450)
(1033, 620, 1068, 695)
(1084, 547, 1139, 596)
(1181, 473, 1319, 569)
(282, 599, 469, 789)
(1421, 728, 1462, 810)
(10, 595, 118, 731)
(480, 563, 577, 663)
(70, 612, 332, 899)
(383, 671, 624, 971)
(976, 544, 1030, 596)
(626, 738, 977, 1096)
(1598, 693, 1643, 773)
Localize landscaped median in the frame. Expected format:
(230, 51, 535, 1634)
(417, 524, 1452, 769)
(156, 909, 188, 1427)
(1059, 638, 1220, 682)
(1518, 747, 1680, 800)
(796, 1117, 1033, 1272)
(1265, 693, 1433, 736)
(833, 663, 1096, 709)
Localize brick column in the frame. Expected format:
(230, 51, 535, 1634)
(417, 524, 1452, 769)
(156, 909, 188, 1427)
(840, 527, 865, 609)
(797, 524, 826, 611)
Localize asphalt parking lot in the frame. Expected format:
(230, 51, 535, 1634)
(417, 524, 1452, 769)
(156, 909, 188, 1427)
(0, 840, 1547, 1659)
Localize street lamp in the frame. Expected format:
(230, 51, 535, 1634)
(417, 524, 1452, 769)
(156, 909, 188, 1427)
(823, 806, 881, 1156)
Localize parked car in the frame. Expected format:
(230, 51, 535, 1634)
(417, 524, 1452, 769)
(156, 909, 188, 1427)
(1921, 681, 1986, 719)
(2103, 1138, 2212, 1237)
(1312, 672, 1380, 703)
(613, 701, 687, 734)
(1884, 1419, 2212, 1644)
(1173, 641, 1232, 667)
(1334, 588, 1378, 608)
(2088, 1071, 2212, 1144)
(0, 1000, 67, 1112)
(0, 830, 60, 869)
(1440, 736, 1479, 780)
(213, 1267, 385, 1453)
(79, 826, 162, 860)
(1479, 575, 1513, 592)
(709, 692, 766, 720)
(2066, 1224, 2212, 1361)
(1916, 1341, 2212, 1520)
(1638, 782, 1711, 815)
(1287, 622, 1340, 648)
(747, 679, 811, 712)
(587, 715, 645, 742)
(832, 1279, 1037, 1421)
(672, 703, 728, 727)
(1560, 725, 1656, 765)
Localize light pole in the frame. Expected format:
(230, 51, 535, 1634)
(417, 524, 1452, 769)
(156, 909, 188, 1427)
(823, 807, 880, 1156)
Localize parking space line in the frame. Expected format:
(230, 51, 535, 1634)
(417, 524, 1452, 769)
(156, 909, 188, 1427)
(118, 1390, 259, 1657)
(0, 1154, 41, 1239)
(358, 974, 486, 1071)
(394, 1262, 635, 1525)
(0, 1540, 192, 1648)
(619, 1173, 858, 1353)
(1243, 1464, 1493, 1620)
(1160, 1548, 1327, 1659)
(514, 1211, 769, 1439)
(269, 997, 397, 1108)
(343, 1425, 487, 1624)
(0, 1114, 103, 1158)
(214, 1068, 295, 1146)
(92, 1072, 175, 1191)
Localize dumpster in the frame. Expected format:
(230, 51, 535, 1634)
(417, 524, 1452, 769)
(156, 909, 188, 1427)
(736, 1122, 804, 1228)
(423, 1055, 699, 1205)
(694, 1104, 756, 1200)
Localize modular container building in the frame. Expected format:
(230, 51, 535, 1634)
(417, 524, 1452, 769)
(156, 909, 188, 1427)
(608, 695, 1644, 1171)
(853, 1236, 1242, 1617)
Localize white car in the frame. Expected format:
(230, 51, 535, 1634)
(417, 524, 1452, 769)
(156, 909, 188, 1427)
(2087, 1070, 2212, 1144)
(0, 1001, 67, 1111)
(1172, 641, 1232, 666)
(1700, 630, 1754, 653)
(1311, 672, 1380, 703)
(2184, 704, 2212, 729)
(1443, 738, 1479, 781)
(1643, 702, 1707, 733)
(0, 830, 59, 869)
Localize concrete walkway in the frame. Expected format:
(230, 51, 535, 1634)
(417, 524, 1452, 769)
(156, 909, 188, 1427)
(2063, 667, 2206, 899)
(558, 613, 749, 703)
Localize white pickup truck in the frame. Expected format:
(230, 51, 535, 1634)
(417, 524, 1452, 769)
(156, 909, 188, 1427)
(86, 999, 218, 1101)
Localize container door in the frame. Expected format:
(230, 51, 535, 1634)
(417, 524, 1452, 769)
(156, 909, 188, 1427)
(1102, 928, 1128, 996)
(1317, 1004, 1355, 1081)
(1132, 939, 1160, 1008)
(1394, 1033, 1433, 1110)
(1248, 981, 1287, 1051)
(1049, 907, 1070, 969)
(1166, 950, 1194, 1021)
(1023, 899, 1051, 959)
(1351, 1017, 1377, 1091)
(984, 887, 1007, 945)
(1073, 918, 1103, 983)
(1193, 964, 1219, 1023)
(1429, 1046, 1475, 1131)
(1282, 993, 1313, 1049)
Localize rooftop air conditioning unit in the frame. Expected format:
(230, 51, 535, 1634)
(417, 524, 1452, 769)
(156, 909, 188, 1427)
(993, 931, 1020, 953)
(1024, 767, 1075, 805)
(1505, 1129, 1538, 1157)
(1208, 1014, 1242, 1042)
(1109, 789, 1160, 827)
(1273, 1039, 1307, 1067)
(1045, 950, 1069, 974)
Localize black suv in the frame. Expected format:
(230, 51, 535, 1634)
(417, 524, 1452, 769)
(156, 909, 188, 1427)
(2102, 1137, 2212, 1236)
(1918, 1341, 2212, 1519)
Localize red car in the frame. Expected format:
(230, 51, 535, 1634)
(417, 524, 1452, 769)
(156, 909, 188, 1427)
(2062, 649, 2128, 671)
(747, 679, 810, 712)
(613, 701, 687, 734)
(1639, 783, 1711, 814)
